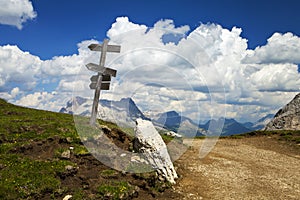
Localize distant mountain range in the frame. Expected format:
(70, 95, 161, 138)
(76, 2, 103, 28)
(244, 114, 274, 130)
(200, 118, 251, 136)
(59, 96, 273, 136)
(151, 111, 207, 137)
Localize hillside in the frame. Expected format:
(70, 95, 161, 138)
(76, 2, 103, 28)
(0, 99, 179, 200)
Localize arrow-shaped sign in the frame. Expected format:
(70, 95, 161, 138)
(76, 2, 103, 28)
(88, 43, 121, 53)
(89, 74, 111, 90)
(86, 63, 117, 77)
(90, 74, 111, 82)
(89, 82, 110, 90)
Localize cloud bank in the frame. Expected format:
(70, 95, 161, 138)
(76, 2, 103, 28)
(1, 17, 300, 122)
(0, 0, 36, 29)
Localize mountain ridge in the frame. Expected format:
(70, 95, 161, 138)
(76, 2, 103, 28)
(152, 110, 206, 137)
(59, 96, 149, 127)
(200, 118, 252, 136)
(265, 93, 300, 130)
(60, 96, 273, 136)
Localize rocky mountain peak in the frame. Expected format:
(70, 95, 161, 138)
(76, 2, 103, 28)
(264, 93, 300, 130)
(59, 96, 148, 127)
(155, 111, 181, 131)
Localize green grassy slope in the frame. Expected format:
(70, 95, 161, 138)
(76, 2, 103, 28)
(0, 99, 80, 199)
(0, 99, 172, 199)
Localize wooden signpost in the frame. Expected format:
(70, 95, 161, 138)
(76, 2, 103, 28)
(86, 39, 120, 126)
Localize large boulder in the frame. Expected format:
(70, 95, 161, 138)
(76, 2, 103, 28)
(133, 118, 178, 184)
(264, 93, 300, 130)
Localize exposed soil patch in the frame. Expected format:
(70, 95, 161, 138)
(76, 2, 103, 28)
(174, 137, 300, 200)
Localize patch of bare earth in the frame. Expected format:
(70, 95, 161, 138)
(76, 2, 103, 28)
(173, 137, 300, 200)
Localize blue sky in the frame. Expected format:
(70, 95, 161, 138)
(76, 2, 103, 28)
(2, 0, 300, 59)
(0, 0, 300, 123)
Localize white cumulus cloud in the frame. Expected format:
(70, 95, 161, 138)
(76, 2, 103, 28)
(0, 0, 36, 29)
(103, 17, 300, 121)
(243, 32, 300, 64)
(249, 63, 300, 92)
(0, 45, 42, 91)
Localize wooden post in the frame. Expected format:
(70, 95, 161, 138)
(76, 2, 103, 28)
(86, 39, 120, 126)
(89, 39, 108, 126)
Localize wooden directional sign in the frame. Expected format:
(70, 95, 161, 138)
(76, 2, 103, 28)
(88, 43, 121, 53)
(89, 74, 111, 90)
(87, 39, 120, 126)
(89, 82, 110, 90)
(90, 75, 99, 82)
(86, 63, 117, 77)
(90, 74, 111, 82)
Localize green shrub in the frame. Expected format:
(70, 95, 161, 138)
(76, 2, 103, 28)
(97, 181, 135, 200)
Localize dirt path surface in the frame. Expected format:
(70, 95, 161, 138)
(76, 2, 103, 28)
(173, 137, 300, 200)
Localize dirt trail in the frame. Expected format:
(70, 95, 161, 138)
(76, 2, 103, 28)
(173, 137, 300, 200)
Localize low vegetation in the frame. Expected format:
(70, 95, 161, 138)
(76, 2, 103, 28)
(229, 130, 300, 144)
(97, 181, 137, 199)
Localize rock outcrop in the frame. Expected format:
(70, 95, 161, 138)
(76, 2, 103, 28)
(264, 93, 300, 130)
(133, 118, 178, 184)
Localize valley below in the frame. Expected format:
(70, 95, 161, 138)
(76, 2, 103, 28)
(172, 136, 300, 200)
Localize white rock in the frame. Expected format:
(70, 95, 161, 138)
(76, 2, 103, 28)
(166, 131, 182, 138)
(130, 155, 147, 163)
(61, 150, 71, 159)
(63, 195, 72, 200)
(134, 118, 178, 184)
(65, 165, 74, 171)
